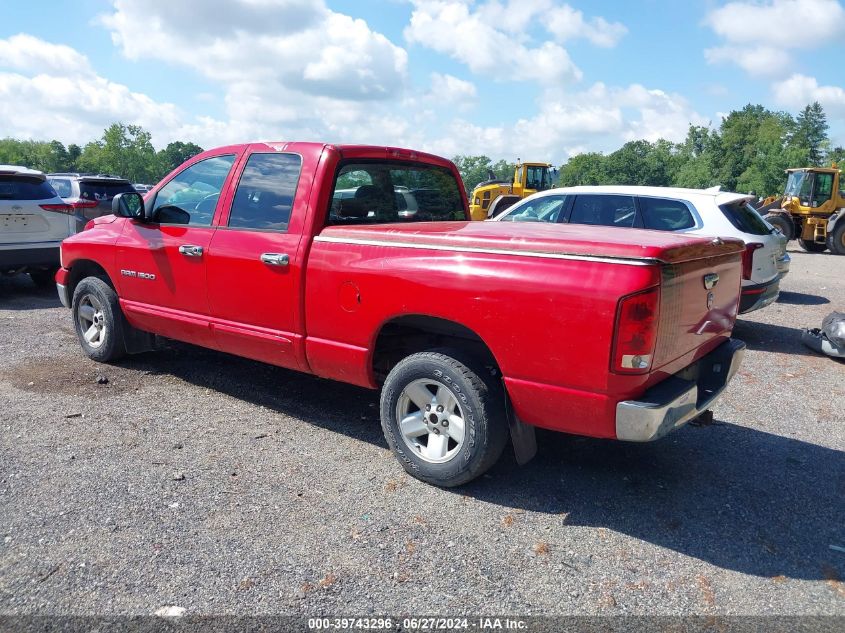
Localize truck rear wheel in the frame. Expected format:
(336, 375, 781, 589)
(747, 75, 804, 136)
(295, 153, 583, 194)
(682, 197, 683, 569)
(71, 277, 127, 362)
(828, 222, 845, 255)
(379, 349, 508, 487)
(798, 238, 827, 253)
(764, 213, 793, 240)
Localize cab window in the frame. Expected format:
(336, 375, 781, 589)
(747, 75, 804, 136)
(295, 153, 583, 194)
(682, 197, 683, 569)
(228, 153, 301, 231)
(151, 155, 236, 225)
(639, 197, 696, 230)
(569, 195, 636, 228)
(328, 161, 465, 225)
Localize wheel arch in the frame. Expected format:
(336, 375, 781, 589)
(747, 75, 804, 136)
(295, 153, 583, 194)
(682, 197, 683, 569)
(371, 314, 500, 385)
(66, 259, 115, 300)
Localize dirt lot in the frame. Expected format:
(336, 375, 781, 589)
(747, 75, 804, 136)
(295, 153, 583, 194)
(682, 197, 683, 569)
(0, 248, 843, 617)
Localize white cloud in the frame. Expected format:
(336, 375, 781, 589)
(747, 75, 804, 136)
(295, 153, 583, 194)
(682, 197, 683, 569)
(772, 73, 845, 117)
(704, 0, 845, 77)
(0, 35, 206, 146)
(428, 72, 477, 108)
(545, 4, 627, 47)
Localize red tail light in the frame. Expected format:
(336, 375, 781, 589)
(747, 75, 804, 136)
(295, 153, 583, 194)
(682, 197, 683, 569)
(39, 203, 73, 214)
(741, 243, 764, 280)
(70, 200, 99, 210)
(612, 287, 660, 374)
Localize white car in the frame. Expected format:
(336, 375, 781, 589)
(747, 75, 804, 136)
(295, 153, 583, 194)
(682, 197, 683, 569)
(492, 185, 790, 314)
(1, 165, 72, 287)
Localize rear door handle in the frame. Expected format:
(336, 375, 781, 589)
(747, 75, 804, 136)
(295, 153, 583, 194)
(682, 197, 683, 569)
(260, 253, 289, 267)
(178, 244, 204, 257)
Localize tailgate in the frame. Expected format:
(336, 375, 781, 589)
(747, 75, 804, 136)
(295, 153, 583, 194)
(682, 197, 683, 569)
(652, 250, 742, 371)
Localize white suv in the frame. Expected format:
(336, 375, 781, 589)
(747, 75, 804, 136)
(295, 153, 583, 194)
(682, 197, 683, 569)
(0, 165, 73, 287)
(492, 185, 790, 314)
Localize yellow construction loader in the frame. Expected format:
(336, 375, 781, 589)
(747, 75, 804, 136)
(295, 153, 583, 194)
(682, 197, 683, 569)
(757, 165, 845, 254)
(468, 161, 556, 221)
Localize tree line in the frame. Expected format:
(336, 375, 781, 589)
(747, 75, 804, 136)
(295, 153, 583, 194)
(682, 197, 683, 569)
(0, 123, 203, 184)
(454, 102, 839, 197)
(0, 102, 838, 196)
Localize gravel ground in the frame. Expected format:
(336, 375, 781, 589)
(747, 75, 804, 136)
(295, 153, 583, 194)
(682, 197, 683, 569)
(0, 248, 843, 617)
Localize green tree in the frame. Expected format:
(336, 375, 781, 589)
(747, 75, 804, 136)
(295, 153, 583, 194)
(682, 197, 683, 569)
(791, 102, 829, 165)
(451, 155, 514, 194)
(159, 141, 204, 175)
(558, 152, 607, 186)
(79, 123, 162, 183)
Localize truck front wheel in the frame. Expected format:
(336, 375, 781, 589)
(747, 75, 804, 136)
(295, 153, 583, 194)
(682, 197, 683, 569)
(827, 222, 845, 255)
(380, 349, 509, 487)
(71, 277, 127, 362)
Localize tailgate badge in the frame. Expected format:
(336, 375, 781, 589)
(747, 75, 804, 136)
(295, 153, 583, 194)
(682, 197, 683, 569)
(703, 273, 719, 289)
(706, 291, 714, 310)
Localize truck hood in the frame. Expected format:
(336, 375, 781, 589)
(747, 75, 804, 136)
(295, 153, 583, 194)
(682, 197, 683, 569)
(319, 221, 744, 264)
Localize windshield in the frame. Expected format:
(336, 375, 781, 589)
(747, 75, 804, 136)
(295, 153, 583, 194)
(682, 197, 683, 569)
(499, 194, 568, 222)
(784, 171, 807, 197)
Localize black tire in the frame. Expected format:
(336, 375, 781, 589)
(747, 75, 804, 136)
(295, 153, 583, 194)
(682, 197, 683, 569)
(28, 268, 58, 288)
(764, 213, 793, 240)
(827, 222, 845, 255)
(379, 349, 508, 487)
(798, 238, 827, 253)
(71, 277, 126, 362)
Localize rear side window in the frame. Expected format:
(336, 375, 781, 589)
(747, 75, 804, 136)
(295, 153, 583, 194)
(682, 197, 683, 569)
(500, 194, 568, 223)
(639, 197, 696, 231)
(328, 161, 465, 224)
(228, 153, 301, 231)
(0, 176, 57, 201)
(569, 195, 636, 227)
(720, 200, 771, 236)
(48, 178, 73, 198)
(79, 180, 135, 201)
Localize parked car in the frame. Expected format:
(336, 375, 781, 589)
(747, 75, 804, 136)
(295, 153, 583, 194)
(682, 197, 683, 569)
(56, 142, 746, 487)
(133, 183, 153, 194)
(47, 173, 137, 233)
(492, 186, 790, 314)
(0, 165, 74, 286)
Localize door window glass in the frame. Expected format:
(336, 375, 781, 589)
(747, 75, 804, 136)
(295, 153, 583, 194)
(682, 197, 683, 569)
(569, 195, 636, 227)
(813, 173, 833, 207)
(228, 153, 302, 231)
(152, 155, 235, 225)
(639, 197, 696, 230)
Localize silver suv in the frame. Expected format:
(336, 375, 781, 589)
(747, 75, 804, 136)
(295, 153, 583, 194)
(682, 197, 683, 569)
(47, 173, 136, 233)
(0, 165, 71, 287)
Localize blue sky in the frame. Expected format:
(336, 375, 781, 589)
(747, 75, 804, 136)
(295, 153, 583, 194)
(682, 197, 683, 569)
(1, 0, 842, 164)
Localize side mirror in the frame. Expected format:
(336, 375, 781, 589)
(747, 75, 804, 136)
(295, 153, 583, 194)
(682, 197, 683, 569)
(153, 205, 191, 225)
(112, 192, 145, 220)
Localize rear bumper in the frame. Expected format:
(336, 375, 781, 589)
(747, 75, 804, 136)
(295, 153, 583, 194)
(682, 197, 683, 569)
(739, 278, 780, 313)
(0, 244, 60, 271)
(615, 338, 745, 442)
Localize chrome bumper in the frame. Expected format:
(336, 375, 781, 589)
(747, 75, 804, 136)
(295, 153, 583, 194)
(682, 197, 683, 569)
(616, 338, 746, 442)
(57, 282, 70, 308)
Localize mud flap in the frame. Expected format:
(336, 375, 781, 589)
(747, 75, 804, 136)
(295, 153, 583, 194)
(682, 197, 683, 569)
(504, 390, 537, 465)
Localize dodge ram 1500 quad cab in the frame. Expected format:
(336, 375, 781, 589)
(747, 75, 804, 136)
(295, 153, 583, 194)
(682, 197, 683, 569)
(57, 142, 746, 487)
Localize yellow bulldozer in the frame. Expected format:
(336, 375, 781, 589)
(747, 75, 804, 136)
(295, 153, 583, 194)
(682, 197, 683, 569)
(757, 165, 845, 255)
(468, 161, 556, 221)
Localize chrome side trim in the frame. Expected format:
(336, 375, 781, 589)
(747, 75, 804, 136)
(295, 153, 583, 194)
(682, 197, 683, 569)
(313, 235, 661, 266)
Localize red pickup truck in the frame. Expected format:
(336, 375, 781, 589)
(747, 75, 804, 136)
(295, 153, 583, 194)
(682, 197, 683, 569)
(56, 142, 746, 487)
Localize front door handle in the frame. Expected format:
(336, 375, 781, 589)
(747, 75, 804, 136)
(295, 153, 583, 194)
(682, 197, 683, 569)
(260, 253, 289, 267)
(178, 244, 204, 257)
